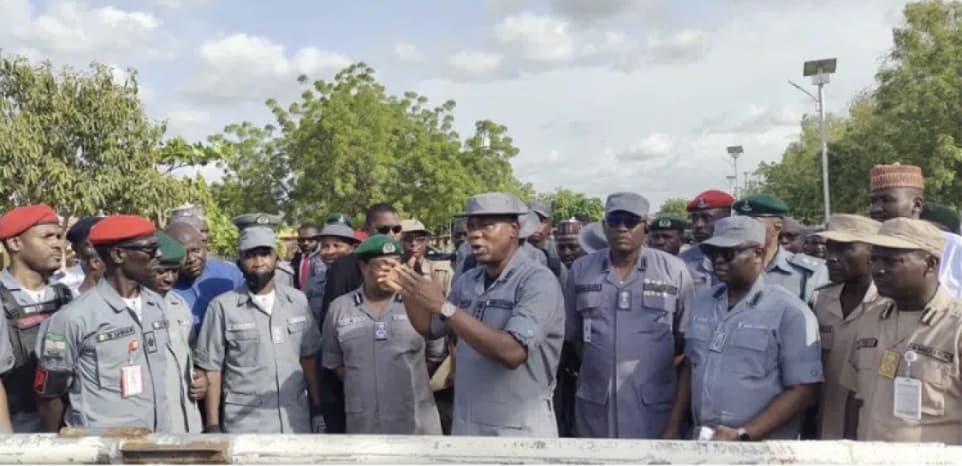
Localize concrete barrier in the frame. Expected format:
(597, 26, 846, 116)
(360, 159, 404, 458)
(0, 433, 958, 464)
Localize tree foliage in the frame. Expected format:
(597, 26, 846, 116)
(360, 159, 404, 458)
(534, 188, 604, 222)
(211, 63, 533, 234)
(655, 197, 689, 219)
(0, 54, 210, 224)
(757, 0, 962, 222)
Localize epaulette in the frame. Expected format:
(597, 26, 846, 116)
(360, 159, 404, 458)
(353, 292, 363, 305)
(394, 294, 403, 303)
(788, 253, 823, 273)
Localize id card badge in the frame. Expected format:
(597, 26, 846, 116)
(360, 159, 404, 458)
(879, 350, 900, 379)
(893, 376, 922, 420)
(271, 326, 284, 344)
(617, 290, 631, 310)
(709, 331, 727, 353)
(374, 322, 388, 341)
(120, 365, 144, 398)
(583, 318, 592, 343)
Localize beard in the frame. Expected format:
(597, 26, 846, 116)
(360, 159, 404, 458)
(244, 269, 275, 292)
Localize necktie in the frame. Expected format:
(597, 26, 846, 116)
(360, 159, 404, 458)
(300, 255, 311, 290)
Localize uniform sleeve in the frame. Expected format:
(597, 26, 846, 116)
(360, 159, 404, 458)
(428, 273, 460, 339)
(306, 274, 327, 330)
(504, 270, 564, 349)
(425, 337, 447, 365)
(35, 311, 78, 376)
(804, 263, 829, 305)
(0, 310, 15, 375)
(320, 306, 342, 370)
(563, 266, 581, 342)
(299, 298, 322, 357)
(779, 303, 825, 386)
(194, 301, 226, 371)
(674, 264, 695, 336)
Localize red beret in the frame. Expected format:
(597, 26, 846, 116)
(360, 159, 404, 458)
(88, 215, 156, 245)
(354, 231, 368, 242)
(0, 204, 59, 240)
(687, 190, 735, 212)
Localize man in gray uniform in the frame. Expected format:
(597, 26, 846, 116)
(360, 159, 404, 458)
(386, 192, 565, 437)
(322, 235, 443, 434)
(679, 190, 734, 295)
(35, 215, 171, 432)
(195, 213, 323, 434)
(0, 204, 72, 432)
(665, 216, 823, 440)
(146, 231, 207, 433)
(733, 194, 827, 304)
(566, 192, 694, 438)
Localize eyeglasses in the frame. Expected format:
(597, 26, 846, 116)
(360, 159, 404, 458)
(376, 225, 403, 235)
(701, 245, 758, 262)
(120, 244, 160, 258)
(605, 212, 643, 230)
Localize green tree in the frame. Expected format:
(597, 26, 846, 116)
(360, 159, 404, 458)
(655, 197, 689, 219)
(534, 188, 604, 221)
(0, 55, 210, 224)
(757, 1, 962, 217)
(212, 63, 532, 234)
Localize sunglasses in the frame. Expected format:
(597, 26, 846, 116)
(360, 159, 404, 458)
(376, 225, 403, 235)
(701, 245, 758, 262)
(120, 244, 160, 258)
(605, 212, 643, 230)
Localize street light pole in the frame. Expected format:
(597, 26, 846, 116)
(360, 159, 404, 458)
(792, 58, 837, 226)
(726, 145, 744, 198)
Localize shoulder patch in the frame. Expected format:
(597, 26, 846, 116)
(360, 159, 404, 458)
(575, 284, 602, 294)
(43, 332, 66, 358)
(788, 253, 822, 273)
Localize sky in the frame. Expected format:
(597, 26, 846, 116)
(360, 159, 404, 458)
(0, 0, 914, 210)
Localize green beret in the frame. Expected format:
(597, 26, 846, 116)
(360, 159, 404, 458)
(156, 231, 186, 265)
(733, 194, 788, 218)
(921, 202, 961, 233)
(649, 214, 688, 232)
(354, 234, 402, 259)
(326, 212, 354, 228)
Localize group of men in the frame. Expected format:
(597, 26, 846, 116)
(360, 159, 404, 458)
(0, 162, 957, 445)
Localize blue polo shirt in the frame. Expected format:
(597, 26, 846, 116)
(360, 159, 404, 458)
(172, 259, 244, 329)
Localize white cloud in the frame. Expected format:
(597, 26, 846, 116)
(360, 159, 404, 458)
(5, 2, 162, 60)
(494, 13, 575, 62)
(183, 33, 351, 105)
(614, 133, 675, 162)
(447, 50, 514, 82)
(152, 0, 214, 8)
(549, 0, 655, 24)
(164, 107, 211, 136)
(394, 42, 425, 62)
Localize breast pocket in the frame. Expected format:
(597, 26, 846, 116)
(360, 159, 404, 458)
(684, 320, 712, 368)
(638, 293, 676, 333)
(389, 314, 423, 354)
(478, 299, 514, 330)
(95, 338, 128, 391)
(917, 357, 950, 416)
(226, 329, 260, 367)
(720, 328, 775, 377)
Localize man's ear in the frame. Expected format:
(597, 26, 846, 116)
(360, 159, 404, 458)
(772, 218, 785, 234)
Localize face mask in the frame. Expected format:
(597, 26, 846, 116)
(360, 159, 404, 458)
(244, 269, 275, 291)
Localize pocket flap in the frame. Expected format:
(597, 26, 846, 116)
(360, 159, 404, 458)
(224, 392, 263, 407)
(472, 401, 525, 429)
(575, 291, 602, 311)
(728, 328, 770, 352)
(575, 381, 608, 405)
(640, 381, 675, 406)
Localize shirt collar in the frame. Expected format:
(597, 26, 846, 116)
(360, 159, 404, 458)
(600, 248, 648, 273)
(766, 246, 794, 273)
(712, 275, 767, 309)
(880, 285, 951, 325)
(470, 246, 530, 286)
(236, 284, 294, 307)
(96, 278, 157, 313)
(0, 269, 22, 291)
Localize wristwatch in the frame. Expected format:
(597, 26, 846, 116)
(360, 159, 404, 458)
(736, 427, 752, 441)
(439, 302, 457, 320)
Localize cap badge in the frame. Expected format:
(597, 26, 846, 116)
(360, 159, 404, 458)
(255, 215, 270, 225)
(697, 197, 708, 209)
(383, 242, 397, 254)
(741, 203, 752, 212)
(337, 215, 346, 223)
(658, 219, 671, 228)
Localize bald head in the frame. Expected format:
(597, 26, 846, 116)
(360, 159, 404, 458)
(166, 222, 206, 281)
